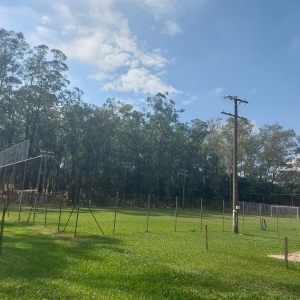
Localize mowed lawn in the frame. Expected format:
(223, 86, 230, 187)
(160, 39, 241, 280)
(1, 205, 300, 299)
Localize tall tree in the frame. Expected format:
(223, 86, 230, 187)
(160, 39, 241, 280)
(257, 123, 297, 184)
(19, 45, 69, 156)
(0, 29, 29, 147)
(144, 92, 184, 201)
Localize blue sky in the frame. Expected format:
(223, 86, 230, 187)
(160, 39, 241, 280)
(1, 0, 300, 134)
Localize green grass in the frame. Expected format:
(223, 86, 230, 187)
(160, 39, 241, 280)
(1, 205, 300, 299)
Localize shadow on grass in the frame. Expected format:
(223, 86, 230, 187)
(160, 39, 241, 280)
(0, 231, 242, 300)
(241, 232, 285, 240)
(0, 223, 124, 271)
(1, 222, 300, 299)
(109, 207, 177, 217)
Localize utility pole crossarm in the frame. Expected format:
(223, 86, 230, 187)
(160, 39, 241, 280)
(223, 95, 249, 105)
(221, 111, 247, 120)
(221, 111, 235, 118)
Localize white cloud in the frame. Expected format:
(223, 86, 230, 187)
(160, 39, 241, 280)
(61, 24, 77, 35)
(137, 50, 168, 69)
(208, 87, 223, 98)
(103, 52, 132, 70)
(135, 0, 176, 20)
(0, 0, 178, 97)
(81, 1, 130, 36)
(41, 15, 50, 24)
(114, 35, 137, 53)
(89, 72, 114, 81)
(102, 68, 178, 95)
(52, 3, 74, 24)
(182, 94, 198, 105)
(132, 0, 207, 20)
(160, 20, 183, 37)
(60, 29, 170, 74)
(34, 26, 57, 40)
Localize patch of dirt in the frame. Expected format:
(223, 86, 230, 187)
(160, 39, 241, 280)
(268, 252, 300, 262)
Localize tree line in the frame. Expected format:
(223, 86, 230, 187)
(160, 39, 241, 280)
(1, 28, 300, 207)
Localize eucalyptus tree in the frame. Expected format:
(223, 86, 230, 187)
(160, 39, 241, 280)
(256, 123, 298, 184)
(203, 118, 263, 199)
(220, 118, 262, 194)
(237, 119, 260, 180)
(0, 28, 29, 148)
(0, 28, 28, 94)
(275, 156, 300, 194)
(18, 45, 69, 156)
(113, 105, 147, 197)
(169, 119, 208, 204)
(60, 97, 91, 203)
(201, 118, 229, 198)
(171, 122, 190, 196)
(47, 87, 84, 196)
(144, 92, 184, 200)
(126, 110, 147, 195)
(183, 119, 209, 201)
(89, 98, 125, 198)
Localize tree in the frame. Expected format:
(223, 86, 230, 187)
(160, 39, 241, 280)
(19, 45, 69, 156)
(2, 27, 300, 206)
(144, 93, 184, 201)
(0, 29, 29, 148)
(257, 123, 297, 184)
(0, 28, 28, 94)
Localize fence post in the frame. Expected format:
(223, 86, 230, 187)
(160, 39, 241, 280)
(146, 194, 150, 232)
(290, 206, 293, 230)
(276, 204, 278, 231)
(174, 196, 178, 232)
(205, 225, 208, 251)
(113, 192, 119, 234)
(284, 237, 288, 269)
(222, 200, 225, 232)
(200, 198, 203, 232)
(242, 201, 245, 231)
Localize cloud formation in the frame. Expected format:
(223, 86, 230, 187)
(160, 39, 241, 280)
(208, 87, 224, 98)
(0, 0, 181, 96)
(135, 0, 177, 20)
(182, 94, 198, 106)
(102, 68, 178, 95)
(30, 0, 178, 95)
(160, 20, 183, 37)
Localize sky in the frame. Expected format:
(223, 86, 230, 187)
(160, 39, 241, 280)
(1, 0, 300, 134)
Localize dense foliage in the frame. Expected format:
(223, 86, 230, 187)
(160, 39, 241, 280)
(1, 28, 300, 206)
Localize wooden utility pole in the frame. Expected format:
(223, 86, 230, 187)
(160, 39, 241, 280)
(222, 95, 248, 234)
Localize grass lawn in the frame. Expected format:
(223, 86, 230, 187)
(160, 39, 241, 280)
(1, 205, 300, 299)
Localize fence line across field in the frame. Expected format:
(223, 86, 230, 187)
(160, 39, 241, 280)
(4, 195, 300, 235)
